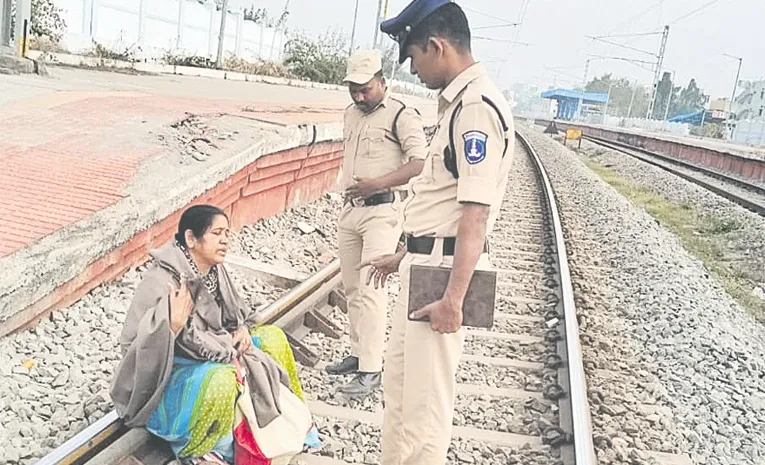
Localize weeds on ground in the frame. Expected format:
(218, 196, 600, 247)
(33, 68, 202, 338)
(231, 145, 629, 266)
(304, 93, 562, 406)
(160, 51, 293, 79)
(581, 155, 765, 323)
(88, 40, 140, 63)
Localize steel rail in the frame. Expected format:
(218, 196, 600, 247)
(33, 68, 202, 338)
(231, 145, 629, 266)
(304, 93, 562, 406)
(586, 135, 765, 195)
(586, 136, 765, 217)
(33, 259, 341, 465)
(36, 131, 593, 465)
(517, 131, 597, 464)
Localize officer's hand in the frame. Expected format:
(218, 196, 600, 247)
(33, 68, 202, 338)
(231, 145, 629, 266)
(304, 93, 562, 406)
(357, 251, 405, 289)
(410, 298, 462, 334)
(346, 177, 384, 199)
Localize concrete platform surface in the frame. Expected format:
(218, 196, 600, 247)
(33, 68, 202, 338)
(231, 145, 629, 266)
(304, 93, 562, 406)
(573, 122, 765, 161)
(0, 67, 436, 259)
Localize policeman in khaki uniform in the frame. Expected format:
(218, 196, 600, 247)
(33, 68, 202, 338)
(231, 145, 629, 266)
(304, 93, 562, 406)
(361, 1, 515, 463)
(327, 49, 428, 398)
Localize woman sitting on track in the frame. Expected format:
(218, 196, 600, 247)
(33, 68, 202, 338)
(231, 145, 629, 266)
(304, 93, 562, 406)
(110, 204, 319, 465)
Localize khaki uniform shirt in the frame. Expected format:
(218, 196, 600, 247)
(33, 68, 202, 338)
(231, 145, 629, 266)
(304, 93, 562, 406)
(403, 63, 515, 237)
(341, 94, 428, 192)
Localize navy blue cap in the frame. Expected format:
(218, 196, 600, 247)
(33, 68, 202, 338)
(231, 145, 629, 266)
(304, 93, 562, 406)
(380, 0, 453, 63)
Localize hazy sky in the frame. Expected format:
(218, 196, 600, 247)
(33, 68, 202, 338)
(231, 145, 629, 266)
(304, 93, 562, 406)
(270, 0, 764, 99)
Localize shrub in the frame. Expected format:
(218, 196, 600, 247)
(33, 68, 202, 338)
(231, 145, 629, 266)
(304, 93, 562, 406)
(224, 55, 293, 78)
(162, 50, 216, 68)
(283, 30, 348, 85)
(89, 40, 139, 63)
(30, 0, 67, 42)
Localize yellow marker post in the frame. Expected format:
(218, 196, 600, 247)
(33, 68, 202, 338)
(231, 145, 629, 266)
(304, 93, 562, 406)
(565, 128, 583, 148)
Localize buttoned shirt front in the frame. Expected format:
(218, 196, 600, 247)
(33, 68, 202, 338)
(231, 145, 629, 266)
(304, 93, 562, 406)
(341, 94, 428, 192)
(402, 63, 515, 237)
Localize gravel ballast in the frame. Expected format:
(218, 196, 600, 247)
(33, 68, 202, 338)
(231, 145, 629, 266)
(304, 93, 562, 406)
(0, 195, 343, 465)
(524, 127, 765, 465)
(579, 138, 765, 317)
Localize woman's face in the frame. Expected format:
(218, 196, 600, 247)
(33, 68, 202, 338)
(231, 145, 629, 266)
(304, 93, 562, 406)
(187, 214, 230, 267)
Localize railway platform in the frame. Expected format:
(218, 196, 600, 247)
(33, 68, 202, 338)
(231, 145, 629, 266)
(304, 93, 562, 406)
(547, 120, 765, 183)
(0, 66, 434, 338)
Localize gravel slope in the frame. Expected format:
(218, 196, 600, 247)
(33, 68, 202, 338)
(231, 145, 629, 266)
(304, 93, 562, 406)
(524, 127, 765, 465)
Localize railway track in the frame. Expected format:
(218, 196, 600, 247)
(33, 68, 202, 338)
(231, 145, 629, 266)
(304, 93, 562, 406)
(33, 132, 595, 465)
(584, 135, 765, 217)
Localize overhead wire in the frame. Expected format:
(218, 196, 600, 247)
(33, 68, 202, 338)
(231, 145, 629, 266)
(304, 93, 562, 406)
(586, 55, 657, 66)
(462, 6, 518, 26)
(591, 31, 663, 39)
(474, 36, 532, 46)
(494, 0, 534, 81)
(605, 0, 665, 35)
(587, 36, 657, 57)
(668, 0, 724, 25)
(473, 24, 521, 30)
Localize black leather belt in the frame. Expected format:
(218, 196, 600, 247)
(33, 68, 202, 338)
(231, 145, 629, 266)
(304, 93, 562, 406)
(406, 235, 489, 256)
(348, 191, 407, 207)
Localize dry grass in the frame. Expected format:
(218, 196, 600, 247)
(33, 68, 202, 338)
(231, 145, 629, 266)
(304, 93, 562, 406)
(581, 155, 765, 323)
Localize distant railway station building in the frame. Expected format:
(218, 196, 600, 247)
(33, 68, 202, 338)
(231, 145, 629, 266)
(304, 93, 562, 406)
(541, 88, 610, 121)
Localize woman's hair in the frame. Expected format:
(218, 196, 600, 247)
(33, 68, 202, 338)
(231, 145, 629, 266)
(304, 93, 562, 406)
(175, 205, 228, 247)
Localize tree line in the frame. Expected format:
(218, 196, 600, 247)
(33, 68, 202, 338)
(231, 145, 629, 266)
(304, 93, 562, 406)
(585, 72, 709, 120)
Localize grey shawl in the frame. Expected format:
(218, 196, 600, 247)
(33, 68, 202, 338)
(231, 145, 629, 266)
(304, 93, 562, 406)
(110, 242, 290, 428)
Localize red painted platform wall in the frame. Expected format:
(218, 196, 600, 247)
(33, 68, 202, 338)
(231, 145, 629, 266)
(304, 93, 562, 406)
(552, 122, 765, 182)
(10, 141, 343, 336)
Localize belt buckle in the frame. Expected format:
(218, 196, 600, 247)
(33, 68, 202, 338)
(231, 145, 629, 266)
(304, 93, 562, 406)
(351, 197, 365, 208)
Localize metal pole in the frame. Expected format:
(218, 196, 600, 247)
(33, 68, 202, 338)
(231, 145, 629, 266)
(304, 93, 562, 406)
(215, 0, 229, 69)
(576, 59, 589, 121)
(699, 107, 706, 134)
(626, 80, 638, 118)
(13, 0, 31, 57)
(349, 0, 360, 55)
(602, 81, 613, 124)
(647, 25, 670, 120)
(730, 57, 742, 116)
(1, 0, 12, 48)
(377, 0, 390, 49)
(373, 0, 383, 49)
(663, 73, 673, 121)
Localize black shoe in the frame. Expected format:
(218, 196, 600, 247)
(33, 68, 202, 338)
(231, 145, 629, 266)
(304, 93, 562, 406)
(337, 372, 381, 397)
(325, 356, 359, 375)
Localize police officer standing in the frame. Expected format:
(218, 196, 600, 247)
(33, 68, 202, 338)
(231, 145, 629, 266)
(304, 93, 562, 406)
(362, 1, 515, 463)
(327, 49, 428, 398)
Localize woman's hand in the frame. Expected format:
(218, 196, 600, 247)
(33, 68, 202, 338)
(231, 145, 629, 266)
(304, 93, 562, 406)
(357, 249, 406, 289)
(168, 280, 193, 335)
(231, 326, 254, 356)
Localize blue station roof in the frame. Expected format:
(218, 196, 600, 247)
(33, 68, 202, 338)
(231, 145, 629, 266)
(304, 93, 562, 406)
(541, 88, 610, 104)
(668, 110, 704, 124)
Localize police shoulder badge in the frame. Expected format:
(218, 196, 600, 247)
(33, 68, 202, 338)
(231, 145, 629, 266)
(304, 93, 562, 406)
(462, 131, 488, 164)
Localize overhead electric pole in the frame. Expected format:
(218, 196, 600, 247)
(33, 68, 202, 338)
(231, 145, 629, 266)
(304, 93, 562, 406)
(215, 0, 229, 68)
(723, 53, 743, 114)
(602, 80, 613, 124)
(381, 0, 390, 48)
(373, 0, 383, 49)
(349, 0, 360, 55)
(576, 59, 590, 121)
(627, 80, 638, 119)
(646, 25, 669, 120)
(662, 71, 674, 121)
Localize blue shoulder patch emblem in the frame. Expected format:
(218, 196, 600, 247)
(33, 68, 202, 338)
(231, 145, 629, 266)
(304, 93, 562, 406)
(463, 131, 488, 164)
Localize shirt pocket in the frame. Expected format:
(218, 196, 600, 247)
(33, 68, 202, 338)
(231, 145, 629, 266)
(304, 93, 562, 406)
(428, 131, 454, 184)
(362, 126, 395, 159)
(430, 150, 454, 185)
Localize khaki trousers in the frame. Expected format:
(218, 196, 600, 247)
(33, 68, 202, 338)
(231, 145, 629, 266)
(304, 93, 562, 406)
(337, 201, 402, 373)
(381, 239, 490, 465)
